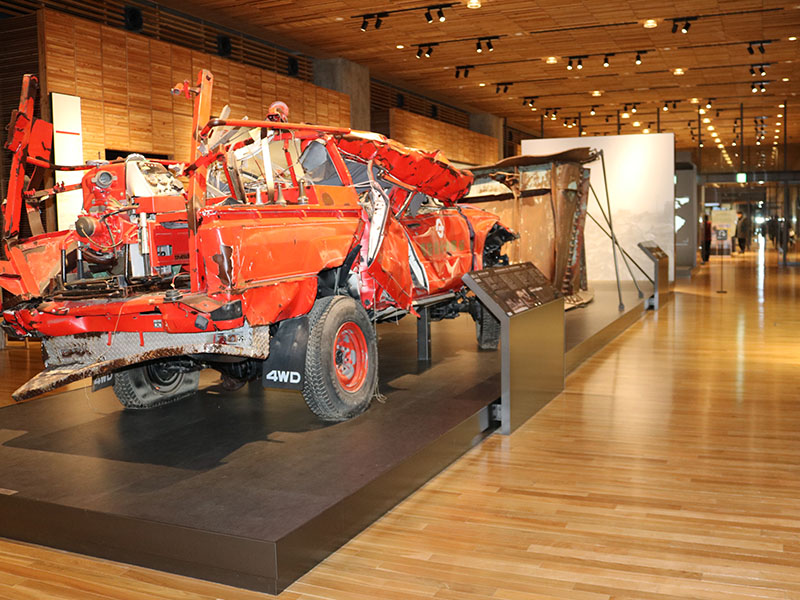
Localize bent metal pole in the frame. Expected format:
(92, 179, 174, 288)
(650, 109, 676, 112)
(599, 151, 625, 311)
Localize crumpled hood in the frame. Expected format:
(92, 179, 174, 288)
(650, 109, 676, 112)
(333, 131, 473, 204)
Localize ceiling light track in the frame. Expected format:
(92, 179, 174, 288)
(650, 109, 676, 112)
(414, 34, 503, 56)
(354, 3, 457, 31)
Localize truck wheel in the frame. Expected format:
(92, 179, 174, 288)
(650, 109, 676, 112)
(475, 302, 501, 350)
(113, 362, 200, 409)
(303, 296, 378, 422)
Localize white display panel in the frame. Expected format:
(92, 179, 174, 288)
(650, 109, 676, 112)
(522, 133, 675, 281)
(52, 92, 84, 231)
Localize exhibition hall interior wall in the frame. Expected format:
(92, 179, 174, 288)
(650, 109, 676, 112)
(39, 9, 351, 164)
(522, 133, 676, 282)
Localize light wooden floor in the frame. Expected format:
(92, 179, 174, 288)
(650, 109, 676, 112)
(2, 247, 800, 600)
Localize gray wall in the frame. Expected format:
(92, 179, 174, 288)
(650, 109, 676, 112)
(675, 151, 698, 273)
(313, 58, 370, 131)
(469, 112, 504, 162)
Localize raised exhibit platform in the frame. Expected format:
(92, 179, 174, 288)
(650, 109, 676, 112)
(0, 285, 647, 594)
(565, 280, 651, 373)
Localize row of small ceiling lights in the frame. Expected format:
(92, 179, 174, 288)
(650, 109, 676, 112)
(354, 2, 792, 151)
(539, 99, 785, 147)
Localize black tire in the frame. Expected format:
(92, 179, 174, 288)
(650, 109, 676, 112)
(303, 296, 378, 422)
(113, 361, 200, 409)
(475, 302, 501, 350)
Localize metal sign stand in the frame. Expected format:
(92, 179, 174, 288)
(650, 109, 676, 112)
(716, 231, 728, 294)
(463, 263, 565, 435)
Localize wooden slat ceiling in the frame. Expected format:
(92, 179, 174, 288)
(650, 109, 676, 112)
(90, 1, 800, 161)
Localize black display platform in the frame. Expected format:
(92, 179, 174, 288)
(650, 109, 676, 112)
(0, 284, 647, 595)
(565, 280, 650, 372)
(0, 317, 500, 594)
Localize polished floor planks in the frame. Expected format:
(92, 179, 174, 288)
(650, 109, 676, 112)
(1, 248, 800, 599)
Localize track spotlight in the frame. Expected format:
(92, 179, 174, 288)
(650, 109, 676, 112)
(425, 45, 433, 57)
(705, 99, 712, 109)
(374, 14, 383, 29)
(544, 110, 550, 118)
(672, 21, 679, 33)
(759, 43, 765, 54)
(567, 58, 573, 70)
(672, 101, 677, 109)
(760, 66, 766, 76)
(603, 55, 610, 67)
(577, 58, 583, 70)
(663, 102, 669, 112)
(464, 67, 470, 78)
(425, 8, 433, 23)
(416, 47, 423, 59)
(360, 16, 369, 31)
(553, 109, 558, 117)
(528, 98, 535, 107)
(563, 119, 568, 127)
(496, 85, 501, 94)
(635, 52, 642, 65)
(590, 106, 596, 115)
(476, 40, 482, 53)
(605, 115, 610, 123)
(486, 39, 494, 52)
(632, 104, 637, 113)
(760, 83, 766, 93)
(503, 84, 509, 93)
(747, 43, 755, 55)
(437, 7, 446, 22)
(750, 67, 756, 76)
(681, 20, 690, 33)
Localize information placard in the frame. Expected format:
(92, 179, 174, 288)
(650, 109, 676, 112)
(468, 262, 560, 316)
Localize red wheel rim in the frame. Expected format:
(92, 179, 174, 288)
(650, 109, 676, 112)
(333, 322, 369, 392)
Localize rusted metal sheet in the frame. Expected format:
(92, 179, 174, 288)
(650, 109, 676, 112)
(467, 150, 594, 301)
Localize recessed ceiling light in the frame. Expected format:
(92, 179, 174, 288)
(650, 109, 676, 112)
(643, 128, 650, 133)
(643, 19, 658, 28)
(789, 36, 798, 41)
(633, 121, 641, 127)
(776, 122, 782, 126)
(335, 16, 345, 21)
(673, 67, 685, 76)
(545, 56, 559, 64)
(782, 77, 790, 81)
(777, 113, 783, 117)
(703, 117, 711, 123)
(690, 97, 699, 104)
(779, 103, 785, 107)
(479, 82, 486, 87)
(396, 44, 405, 49)
(591, 90, 603, 97)
(708, 125, 715, 131)
(699, 108, 706, 114)
(466, 0, 482, 8)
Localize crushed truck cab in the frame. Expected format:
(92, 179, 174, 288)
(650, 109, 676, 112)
(0, 70, 514, 421)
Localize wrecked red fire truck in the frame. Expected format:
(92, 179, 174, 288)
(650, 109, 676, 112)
(0, 70, 515, 421)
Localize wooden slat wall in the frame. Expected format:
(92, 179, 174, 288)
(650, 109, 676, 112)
(40, 9, 350, 162)
(386, 108, 498, 166)
(0, 13, 41, 241)
(371, 80, 469, 130)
